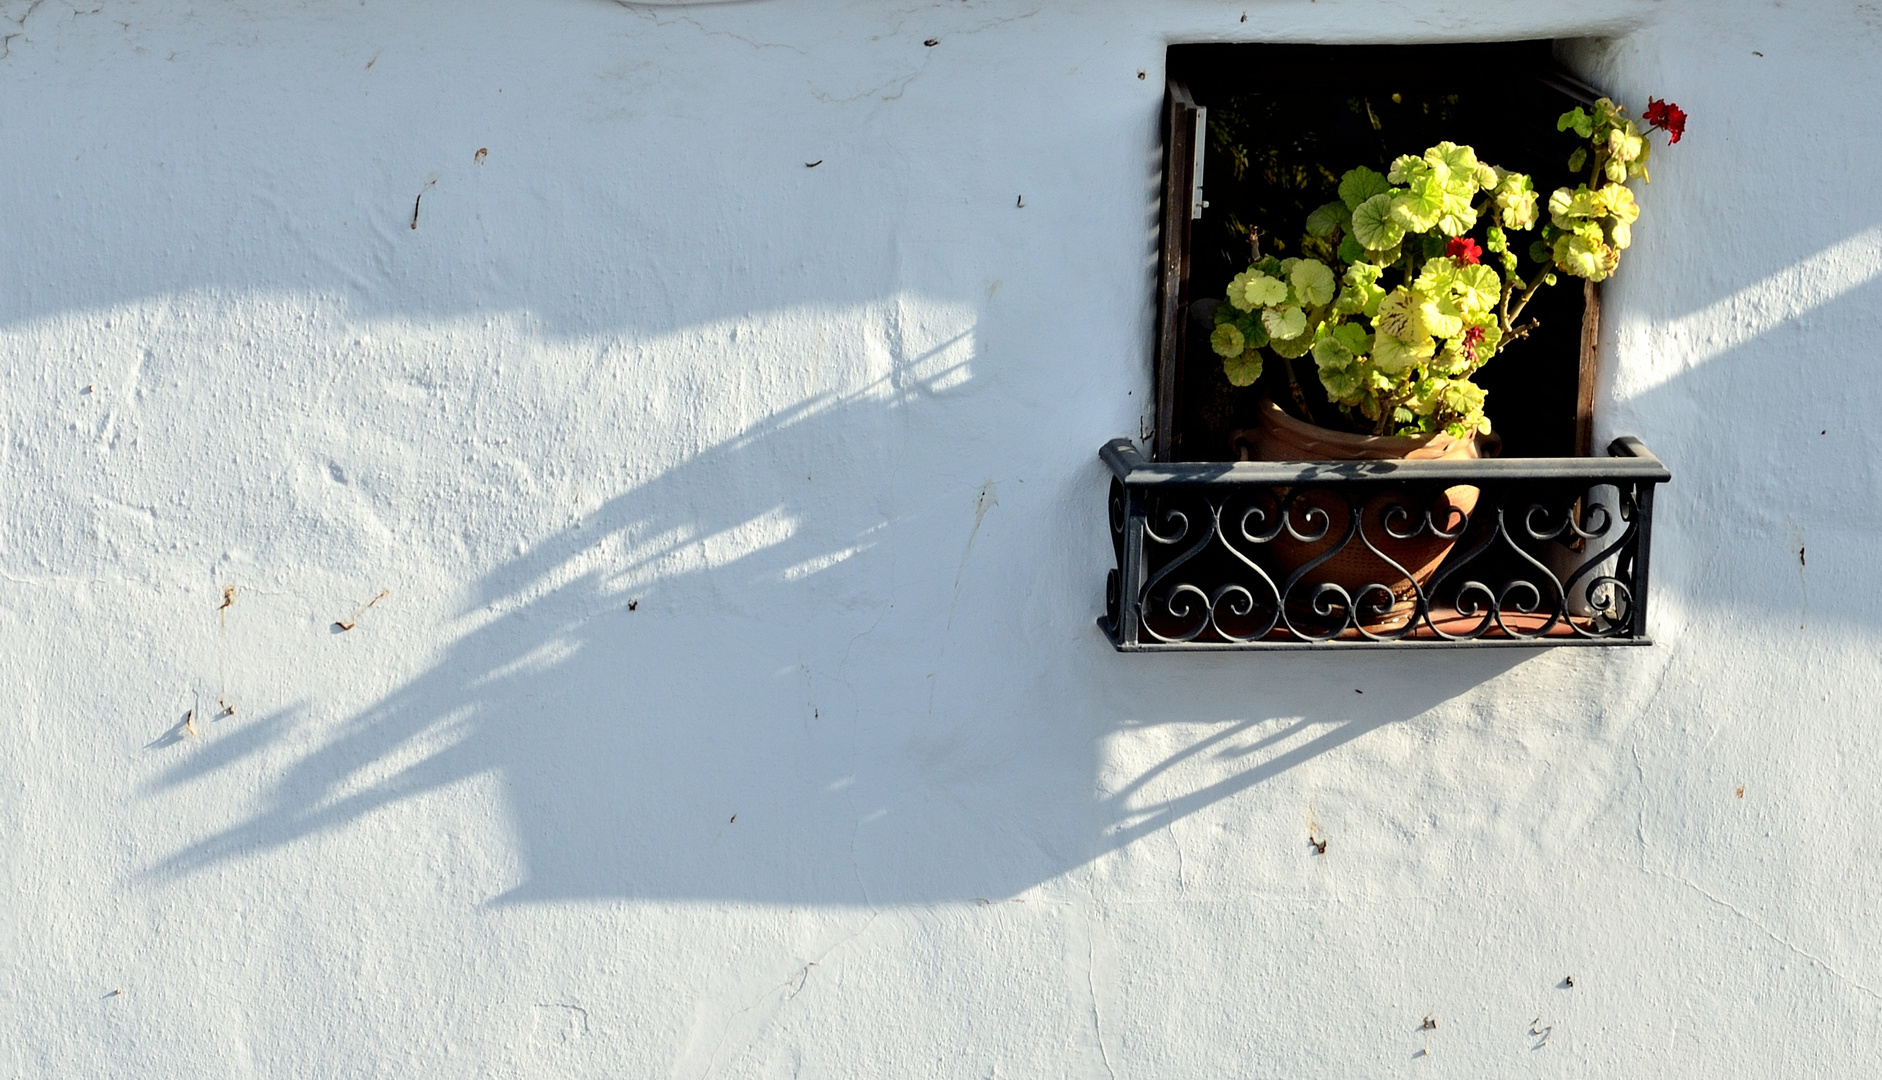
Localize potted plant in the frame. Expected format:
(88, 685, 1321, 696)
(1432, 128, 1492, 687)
(1205, 95, 1686, 624)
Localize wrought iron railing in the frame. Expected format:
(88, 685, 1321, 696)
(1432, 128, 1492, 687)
(1099, 437, 1669, 649)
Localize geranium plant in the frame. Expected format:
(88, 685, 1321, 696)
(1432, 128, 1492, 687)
(1210, 96, 1684, 438)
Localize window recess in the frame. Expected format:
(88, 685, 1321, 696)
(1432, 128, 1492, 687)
(1154, 41, 1609, 463)
(1102, 41, 1669, 649)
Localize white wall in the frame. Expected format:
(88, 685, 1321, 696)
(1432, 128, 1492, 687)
(3, 1, 1879, 1075)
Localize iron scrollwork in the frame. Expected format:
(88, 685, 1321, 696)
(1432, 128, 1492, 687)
(1098, 438, 1668, 649)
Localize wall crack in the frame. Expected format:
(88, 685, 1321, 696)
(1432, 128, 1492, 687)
(1649, 867, 1882, 1004)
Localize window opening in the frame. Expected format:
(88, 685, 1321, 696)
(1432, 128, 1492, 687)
(1156, 41, 1604, 463)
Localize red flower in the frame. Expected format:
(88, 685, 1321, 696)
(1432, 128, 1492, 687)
(1445, 237, 1482, 265)
(1461, 325, 1486, 363)
(1643, 97, 1687, 144)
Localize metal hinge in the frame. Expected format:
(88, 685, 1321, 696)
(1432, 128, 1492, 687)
(1190, 105, 1208, 219)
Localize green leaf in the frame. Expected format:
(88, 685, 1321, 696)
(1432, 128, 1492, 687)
(1424, 141, 1477, 172)
(1319, 364, 1363, 401)
(1334, 262, 1387, 318)
(1558, 106, 1594, 138)
(1493, 172, 1539, 231)
(1330, 321, 1371, 357)
(1389, 177, 1446, 233)
(1225, 271, 1256, 312)
(1413, 257, 1458, 298)
(1350, 193, 1406, 250)
(1305, 201, 1350, 238)
(1290, 259, 1337, 307)
(1452, 264, 1501, 314)
(1343, 261, 1384, 288)
(1434, 203, 1479, 239)
(1549, 186, 1589, 229)
(1337, 235, 1366, 264)
(1372, 331, 1434, 374)
(1239, 314, 1269, 349)
(1262, 305, 1308, 341)
(1602, 183, 1640, 224)
(1311, 321, 1371, 373)
(1210, 323, 1246, 358)
(1430, 337, 1472, 377)
(1387, 154, 1428, 185)
(1229, 269, 1288, 310)
(1337, 167, 1391, 210)
(1475, 321, 1503, 358)
(1606, 123, 1645, 164)
(1269, 326, 1317, 359)
(1223, 350, 1263, 387)
(1567, 147, 1587, 172)
(1437, 377, 1487, 419)
(1374, 289, 1422, 341)
(1417, 293, 1463, 341)
(1528, 240, 1552, 263)
(1553, 233, 1616, 282)
(1312, 332, 1355, 371)
(1249, 271, 1290, 306)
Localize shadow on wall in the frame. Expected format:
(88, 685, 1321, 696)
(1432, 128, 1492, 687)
(139, 235, 1882, 906)
(138, 310, 1538, 905)
(1, 0, 1536, 906)
(114, 12, 1882, 905)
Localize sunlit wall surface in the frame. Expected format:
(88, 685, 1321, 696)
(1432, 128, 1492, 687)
(1, 2, 1877, 1075)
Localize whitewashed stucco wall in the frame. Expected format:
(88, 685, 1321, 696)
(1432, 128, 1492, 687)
(3, 1, 1879, 1075)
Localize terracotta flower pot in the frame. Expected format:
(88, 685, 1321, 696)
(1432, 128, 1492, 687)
(1240, 399, 1488, 631)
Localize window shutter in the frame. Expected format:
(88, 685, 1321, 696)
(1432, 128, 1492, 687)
(1154, 81, 1205, 462)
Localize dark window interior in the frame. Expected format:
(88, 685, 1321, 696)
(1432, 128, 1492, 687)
(1159, 41, 1601, 462)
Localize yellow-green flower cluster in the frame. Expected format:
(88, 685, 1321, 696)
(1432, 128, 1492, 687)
(1304, 147, 1539, 277)
(1213, 257, 1338, 386)
(1263, 139, 1537, 435)
(1541, 98, 1654, 283)
(1559, 99, 1652, 183)
(1213, 102, 1661, 438)
(1491, 169, 1539, 232)
(1383, 142, 1498, 238)
(1294, 253, 1502, 436)
(1547, 183, 1639, 283)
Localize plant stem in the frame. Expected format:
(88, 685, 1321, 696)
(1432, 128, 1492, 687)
(1373, 389, 1402, 435)
(1492, 131, 1602, 338)
(1503, 263, 1555, 332)
(1283, 356, 1317, 425)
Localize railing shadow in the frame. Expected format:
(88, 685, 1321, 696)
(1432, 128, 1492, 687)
(143, 340, 1536, 906)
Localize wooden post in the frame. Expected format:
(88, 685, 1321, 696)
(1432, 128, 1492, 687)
(1575, 280, 1601, 457)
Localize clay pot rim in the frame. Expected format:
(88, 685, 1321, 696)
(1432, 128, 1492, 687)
(1252, 397, 1492, 462)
